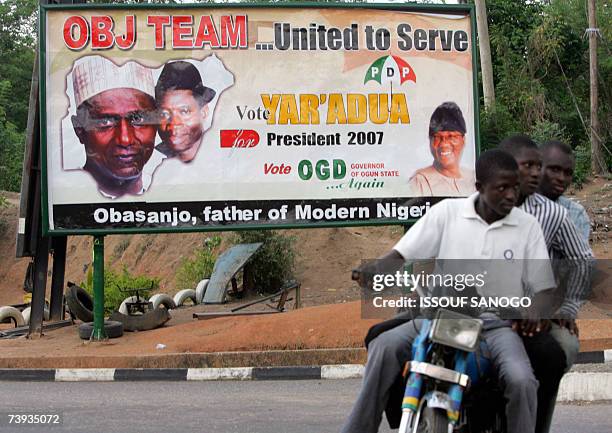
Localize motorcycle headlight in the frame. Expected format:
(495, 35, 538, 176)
(430, 309, 482, 352)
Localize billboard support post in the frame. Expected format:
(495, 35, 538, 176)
(17, 50, 39, 258)
(91, 235, 106, 340)
(27, 152, 49, 337)
(19, 48, 67, 332)
(49, 236, 67, 321)
(28, 235, 50, 338)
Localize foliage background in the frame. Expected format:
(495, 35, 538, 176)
(0, 0, 35, 192)
(174, 235, 221, 291)
(81, 264, 160, 314)
(478, 0, 611, 179)
(232, 230, 296, 294)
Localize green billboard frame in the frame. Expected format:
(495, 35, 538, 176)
(39, 2, 480, 237)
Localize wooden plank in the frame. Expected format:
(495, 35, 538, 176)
(193, 311, 281, 320)
(276, 290, 289, 310)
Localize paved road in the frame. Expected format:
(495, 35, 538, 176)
(0, 379, 610, 433)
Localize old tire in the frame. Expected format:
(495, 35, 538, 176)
(118, 295, 149, 315)
(65, 283, 94, 322)
(21, 306, 50, 325)
(0, 306, 25, 327)
(417, 406, 449, 433)
(149, 293, 176, 310)
(173, 289, 197, 307)
(21, 307, 30, 325)
(195, 279, 210, 304)
(109, 308, 171, 332)
(78, 320, 124, 340)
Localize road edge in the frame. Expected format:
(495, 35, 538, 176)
(0, 366, 610, 401)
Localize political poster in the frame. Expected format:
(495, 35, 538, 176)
(41, 4, 478, 234)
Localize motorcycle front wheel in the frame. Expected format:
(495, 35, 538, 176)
(417, 406, 450, 433)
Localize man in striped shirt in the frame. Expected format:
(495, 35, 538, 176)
(499, 135, 593, 433)
(538, 140, 591, 243)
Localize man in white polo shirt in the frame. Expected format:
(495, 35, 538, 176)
(341, 149, 555, 433)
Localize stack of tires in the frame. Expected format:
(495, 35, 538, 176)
(64, 278, 211, 339)
(65, 282, 124, 340)
(0, 306, 26, 328)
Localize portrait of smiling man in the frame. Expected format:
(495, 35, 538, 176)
(69, 56, 161, 198)
(407, 101, 475, 196)
(154, 60, 216, 163)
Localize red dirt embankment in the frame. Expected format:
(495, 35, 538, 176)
(0, 301, 377, 365)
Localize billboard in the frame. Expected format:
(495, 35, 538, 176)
(41, 3, 479, 235)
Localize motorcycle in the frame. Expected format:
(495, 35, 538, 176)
(397, 308, 506, 433)
(352, 266, 507, 433)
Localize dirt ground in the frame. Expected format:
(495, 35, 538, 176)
(0, 301, 377, 358)
(1, 301, 611, 363)
(0, 178, 610, 358)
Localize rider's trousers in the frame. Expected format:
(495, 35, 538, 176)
(538, 323, 580, 433)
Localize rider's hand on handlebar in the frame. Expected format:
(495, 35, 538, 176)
(556, 318, 579, 336)
(351, 260, 380, 291)
(351, 268, 374, 291)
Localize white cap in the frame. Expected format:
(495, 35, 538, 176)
(71, 56, 154, 107)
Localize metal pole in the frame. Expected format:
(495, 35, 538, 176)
(474, 0, 495, 110)
(49, 236, 67, 321)
(91, 235, 106, 340)
(28, 236, 50, 337)
(587, 0, 605, 174)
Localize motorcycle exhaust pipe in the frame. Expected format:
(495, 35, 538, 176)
(398, 409, 413, 433)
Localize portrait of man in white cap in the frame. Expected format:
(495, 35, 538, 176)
(69, 56, 160, 198)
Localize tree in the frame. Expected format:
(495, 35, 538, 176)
(0, 79, 26, 191)
(478, 0, 611, 177)
(0, 0, 37, 130)
(0, 0, 37, 191)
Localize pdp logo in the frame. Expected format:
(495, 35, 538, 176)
(220, 130, 259, 148)
(364, 55, 417, 86)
